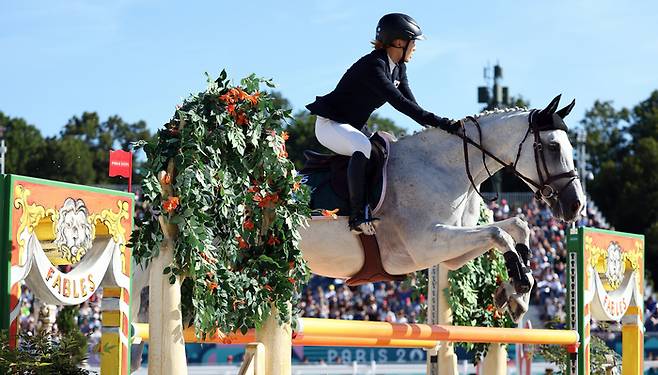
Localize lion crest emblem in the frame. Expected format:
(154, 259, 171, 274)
(54, 198, 93, 264)
(605, 241, 625, 290)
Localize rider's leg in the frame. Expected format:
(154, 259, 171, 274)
(347, 151, 372, 234)
(315, 116, 374, 234)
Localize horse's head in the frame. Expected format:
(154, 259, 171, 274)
(515, 95, 586, 222)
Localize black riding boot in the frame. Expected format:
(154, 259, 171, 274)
(347, 151, 373, 234)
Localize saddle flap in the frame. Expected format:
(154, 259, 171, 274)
(301, 131, 394, 216)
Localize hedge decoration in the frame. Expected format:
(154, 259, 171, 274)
(132, 71, 311, 336)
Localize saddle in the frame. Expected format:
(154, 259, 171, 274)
(300, 131, 406, 286)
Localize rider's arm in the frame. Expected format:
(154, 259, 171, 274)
(364, 57, 440, 127)
(397, 65, 418, 104)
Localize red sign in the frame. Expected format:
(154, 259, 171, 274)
(109, 150, 133, 192)
(109, 150, 132, 178)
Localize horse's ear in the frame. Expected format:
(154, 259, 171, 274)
(540, 94, 562, 116)
(556, 99, 576, 119)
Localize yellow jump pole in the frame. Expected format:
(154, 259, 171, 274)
(299, 318, 579, 345)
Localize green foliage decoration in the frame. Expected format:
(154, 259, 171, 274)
(538, 321, 621, 374)
(55, 306, 88, 363)
(409, 202, 513, 363)
(131, 71, 311, 335)
(0, 329, 90, 375)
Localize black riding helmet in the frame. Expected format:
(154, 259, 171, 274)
(375, 13, 426, 46)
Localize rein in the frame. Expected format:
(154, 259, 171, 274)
(461, 110, 579, 203)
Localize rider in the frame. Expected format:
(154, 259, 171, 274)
(306, 13, 462, 235)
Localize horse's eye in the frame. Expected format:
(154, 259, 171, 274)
(548, 142, 560, 152)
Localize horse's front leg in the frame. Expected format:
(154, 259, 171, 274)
(490, 217, 534, 322)
(436, 222, 532, 296)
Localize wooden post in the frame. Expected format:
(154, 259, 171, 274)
(255, 304, 291, 374)
(238, 343, 265, 375)
(426, 264, 459, 375)
(621, 307, 643, 375)
(148, 164, 188, 375)
(481, 343, 507, 375)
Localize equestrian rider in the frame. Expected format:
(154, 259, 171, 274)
(306, 13, 462, 235)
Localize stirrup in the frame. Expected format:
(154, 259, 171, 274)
(349, 218, 377, 235)
(349, 207, 380, 235)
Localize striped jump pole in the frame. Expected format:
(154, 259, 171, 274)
(133, 318, 579, 347)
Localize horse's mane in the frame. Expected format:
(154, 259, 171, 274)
(465, 106, 528, 121)
(399, 107, 529, 139)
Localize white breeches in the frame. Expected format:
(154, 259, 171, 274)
(314, 116, 371, 159)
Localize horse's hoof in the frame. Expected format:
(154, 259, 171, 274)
(513, 278, 532, 294)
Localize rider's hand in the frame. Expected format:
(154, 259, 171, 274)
(427, 114, 452, 129)
(446, 119, 465, 137)
(428, 115, 464, 137)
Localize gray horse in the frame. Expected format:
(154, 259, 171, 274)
(130, 95, 585, 371)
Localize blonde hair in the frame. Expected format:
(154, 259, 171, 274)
(371, 40, 385, 50)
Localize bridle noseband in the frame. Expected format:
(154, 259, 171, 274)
(461, 110, 579, 203)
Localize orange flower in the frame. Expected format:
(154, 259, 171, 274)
(256, 192, 279, 208)
(227, 104, 236, 115)
(288, 277, 295, 284)
(247, 185, 259, 193)
(236, 88, 249, 101)
(162, 197, 180, 213)
(267, 234, 280, 246)
(281, 131, 289, 141)
(208, 282, 219, 292)
(288, 261, 295, 270)
(219, 93, 235, 104)
(200, 252, 217, 264)
(264, 284, 273, 292)
(248, 91, 260, 105)
(278, 149, 288, 159)
(236, 236, 249, 249)
(236, 112, 249, 126)
(160, 173, 172, 185)
(292, 181, 301, 191)
(493, 311, 502, 320)
(486, 304, 495, 312)
(243, 219, 255, 231)
(321, 208, 339, 218)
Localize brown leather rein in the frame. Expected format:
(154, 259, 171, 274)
(461, 110, 579, 203)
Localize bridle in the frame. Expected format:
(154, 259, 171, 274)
(461, 110, 579, 203)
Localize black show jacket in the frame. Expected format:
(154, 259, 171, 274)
(306, 49, 435, 129)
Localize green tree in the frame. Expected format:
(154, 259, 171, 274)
(59, 112, 151, 185)
(0, 112, 45, 175)
(585, 91, 658, 285)
(579, 100, 629, 173)
(0, 110, 151, 186)
(32, 136, 97, 184)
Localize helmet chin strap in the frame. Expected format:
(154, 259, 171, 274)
(388, 40, 409, 64)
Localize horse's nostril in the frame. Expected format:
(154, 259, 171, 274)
(571, 200, 582, 214)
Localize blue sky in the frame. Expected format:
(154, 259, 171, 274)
(2, 0, 657, 136)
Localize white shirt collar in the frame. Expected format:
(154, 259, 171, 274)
(386, 54, 398, 75)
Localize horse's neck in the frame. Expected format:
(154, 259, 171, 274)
(388, 111, 530, 221)
(400, 111, 529, 185)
